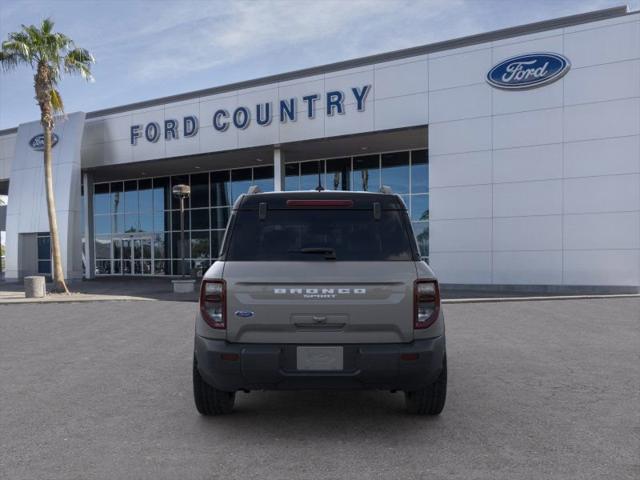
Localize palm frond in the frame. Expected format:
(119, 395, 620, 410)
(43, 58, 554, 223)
(41, 17, 54, 35)
(22, 24, 42, 48)
(64, 47, 94, 81)
(53, 32, 72, 50)
(50, 88, 64, 113)
(0, 51, 20, 70)
(2, 39, 29, 56)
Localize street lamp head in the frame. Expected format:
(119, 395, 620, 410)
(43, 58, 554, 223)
(172, 184, 191, 198)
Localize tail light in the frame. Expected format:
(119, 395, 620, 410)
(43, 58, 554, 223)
(200, 279, 226, 329)
(414, 279, 440, 329)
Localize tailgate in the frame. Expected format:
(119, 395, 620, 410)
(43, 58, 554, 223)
(223, 261, 416, 343)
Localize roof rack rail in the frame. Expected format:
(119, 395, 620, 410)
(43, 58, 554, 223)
(379, 185, 393, 194)
(247, 185, 262, 194)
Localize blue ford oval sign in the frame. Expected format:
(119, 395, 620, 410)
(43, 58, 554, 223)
(234, 310, 254, 318)
(29, 133, 59, 151)
(487, 53, 570, 90)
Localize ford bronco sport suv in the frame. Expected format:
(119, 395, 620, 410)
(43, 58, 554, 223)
(193, 190, 446, 415)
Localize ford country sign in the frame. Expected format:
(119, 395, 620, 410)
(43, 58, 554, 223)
(487, 53, 570, 90)
(29, 133, 59, 151)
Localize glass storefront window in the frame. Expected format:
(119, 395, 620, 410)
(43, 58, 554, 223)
(211, 207, 230, 230)
(153, 177, 170, 211)
(191, 208, 209, 230)
(153, 233, 167, 259)
(111, 182, 123, 215)
(154, 260, 170, 275)
(191, 259, 211, 276)
(300, 160, 324, 190)
(139, 212, 153, 232)
(190, 173, 209, 208)
(326, 158, 351, 191)
(352, 155, 380, 192)
(411, 194, 429, 221)
(153, 211, 168, 232)
(253, 166, 274, 192)
(138, 179, 153, 212)
(285, 163, 299, 191)
(94, 183, 110, 214)
(211, 230, 225, 259)
(191, 231, 210, 259)
(113, 238, 122, 260)
(210, 171, 230, 207)
(411, 149, 428, 193)
(94, 215, 110, 235)
(412, 222, 429, 257)
(92, 150, 429, 274)
(112, 214, 124, 234)
(124, 213, 139, 233)
(95, 236, 111, 259)
(172, 232, 187, 258)
(172, 260, 187, 276)
(171, 210, 190, 231)
(231, 168, 252, 202)
(96, 260, 111, 275)
(381, 151, 410, 194)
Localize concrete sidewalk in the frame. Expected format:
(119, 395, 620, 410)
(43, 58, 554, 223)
(1, 277, 638, 305)
(0, 290, 154, 303)
(0, 277, 198, 304)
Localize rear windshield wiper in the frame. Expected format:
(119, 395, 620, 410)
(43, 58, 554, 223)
(289, 247, 337, 260)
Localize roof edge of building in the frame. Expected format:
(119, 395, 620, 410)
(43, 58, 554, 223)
(0, 5, 630, 136)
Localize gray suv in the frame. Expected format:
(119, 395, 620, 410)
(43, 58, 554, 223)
(193, 190, 446, 415)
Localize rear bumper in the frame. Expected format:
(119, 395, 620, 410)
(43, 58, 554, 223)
(194, 335, 445, 392)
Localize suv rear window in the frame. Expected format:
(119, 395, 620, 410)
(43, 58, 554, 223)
(225, 209, 417, 261)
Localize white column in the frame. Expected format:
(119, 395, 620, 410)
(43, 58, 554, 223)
(83, 172, 94, 279)
(273, 147, 285, 192)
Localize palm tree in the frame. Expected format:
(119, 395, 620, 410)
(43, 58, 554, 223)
(0, 18, 94, 293)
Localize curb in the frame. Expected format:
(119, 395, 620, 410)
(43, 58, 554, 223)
(0, 295, 155, 305)
(1, 293, 638, 306)
(442, 293, 640, 304)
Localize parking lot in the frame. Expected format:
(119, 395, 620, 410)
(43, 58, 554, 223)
(1, 297, 638, 480)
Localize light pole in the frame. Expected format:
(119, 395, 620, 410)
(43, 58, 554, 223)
(172, 184, 191, 278)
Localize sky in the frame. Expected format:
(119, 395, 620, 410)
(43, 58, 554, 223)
(0, 0, 636, 130)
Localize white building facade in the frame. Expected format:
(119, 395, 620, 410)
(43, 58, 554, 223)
(0, 6, 639, 292)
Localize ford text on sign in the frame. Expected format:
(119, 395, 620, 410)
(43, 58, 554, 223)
(29, 133, 59, 151)
(486, 53, 570, 90)
(130, 85, 371, 146)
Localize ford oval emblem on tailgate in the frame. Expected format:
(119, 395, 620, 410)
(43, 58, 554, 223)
(235, 310, 254, 318)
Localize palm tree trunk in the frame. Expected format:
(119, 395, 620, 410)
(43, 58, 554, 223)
(43, 122, 69, 294)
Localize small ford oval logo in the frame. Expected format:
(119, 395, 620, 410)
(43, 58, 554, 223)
(234, 310, 254, 318)
(487, 53, 570, 90)
(29, 133, 59, 151)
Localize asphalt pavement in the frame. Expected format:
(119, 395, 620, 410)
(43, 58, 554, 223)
(0, 298, 638, 479)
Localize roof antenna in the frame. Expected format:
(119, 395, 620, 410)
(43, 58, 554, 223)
(315, 161, 324, 192)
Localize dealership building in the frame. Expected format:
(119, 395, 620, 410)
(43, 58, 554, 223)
(0, 5, 639, 291)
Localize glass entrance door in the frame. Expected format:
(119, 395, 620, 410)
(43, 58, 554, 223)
(113, 236, 153, 275)
(133, 237, 153, 275)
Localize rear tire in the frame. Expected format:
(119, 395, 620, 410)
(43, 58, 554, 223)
(193, 358, 235, 415)
(405, 354, 447, 415)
